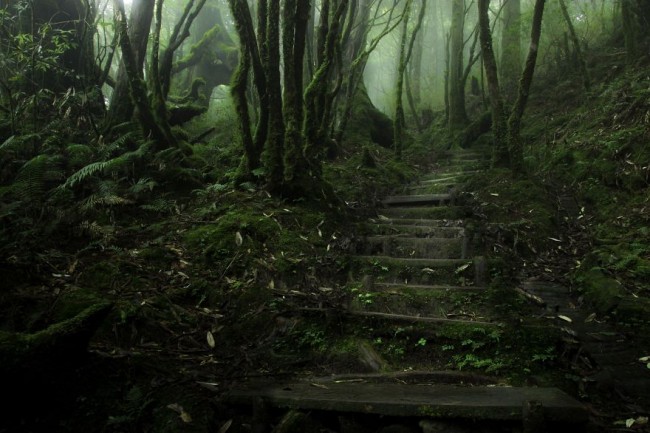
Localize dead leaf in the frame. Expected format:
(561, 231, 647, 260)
(557, 315, 572, 323)
(180, 411, 192, 423)
(584, 312, 596, 323)
(218, 419, 233, 433)
(235, 232, 243, 247)
(455, 262, 471, 274)
(310, 383, 329, 389)
(207, 331, 215, 348)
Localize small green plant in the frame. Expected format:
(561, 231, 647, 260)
(415, 338, 427, 347)
(357, 292, 375, 305)
(531, 346, 557, 363)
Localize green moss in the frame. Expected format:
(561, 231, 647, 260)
(574, 267, 624, 313)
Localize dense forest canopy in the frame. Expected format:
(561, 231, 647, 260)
(1, 0, 650, 431)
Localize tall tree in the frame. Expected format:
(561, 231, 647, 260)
(478, 0, 546, 172)
(395, 0, 426, 157)
(500, 0, 521, 102)
(106, 0, 156, 128)
(558, 0, 590, 90)
(448, 0, 469, 130)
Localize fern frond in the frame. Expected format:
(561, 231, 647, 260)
(139, 198, 173, 213)
(63, 161, 109, 188)
(129, 177, 157, 195)
(66, 143, 94, 168)
(13, 154, 58, 200)
(80, 193, 132, 212)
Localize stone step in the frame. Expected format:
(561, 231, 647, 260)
(223, 382, 588, 424)
(343, 309, 496, 326)
(406, 183, 457, 194)
(369, 217, 465, 227)
(378, 206, 471, 220)
(364, 223, 465, 238)
(359, 235, 466, 259)
(348, 288, 493, 322)
(382, 193, 453, 207)
(421, 170, 480, 181)
(419, 174, 472, 185)
(350, 255, 477, 286)
(374, 282, 486, 292)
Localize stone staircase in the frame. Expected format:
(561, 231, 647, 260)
(223, 148, 588, 432)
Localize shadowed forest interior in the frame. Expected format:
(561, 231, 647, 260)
(1, 0, 650, 432)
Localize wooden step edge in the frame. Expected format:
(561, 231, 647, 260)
(373, 283, 486, 291)
(222, 382, 587, 423)
(368, 218, 466, 226)
(353, 255, 470, 266)
(298, 307, 499, 326)
(309, 370, 502, 385)
(383, 193, 451, 202)
(363, 235, 464, 242)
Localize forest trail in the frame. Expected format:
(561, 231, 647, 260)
(222, 148, 589, 432)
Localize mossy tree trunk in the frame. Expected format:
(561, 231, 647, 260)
(157, 0, 207, 98)
(621, 0, 650, 65)
(283, 0, 311, 186)
(558, 0, 590, 91)
(228, 0, 261, 176)
(448, 0, 469, 131)
(500, 0, 521, 103)
(478, 0, 545, 174)
(264, 0, 284, 191)
(478, 0, 508, 167)
(506, 0, 545, 174)
(303, 0, 349, 177)
(106, 0, 155, 128)
(333, 0, 407, 145)
(394, 1, 412, 159)
(113, 0, 178, 150)
(394, 0, 425, 158)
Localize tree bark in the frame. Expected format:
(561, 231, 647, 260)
(113, 0, 177, 149)
(106, 0, 155, 128)
(228, 0, 260, 175)
(500, 0, 521, 103)
(448, 0, 469, 130)
(506, 0, 545, 174)
(558, 0, 590, 90)
(478, 0, 508, 167)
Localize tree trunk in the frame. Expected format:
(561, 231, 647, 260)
(106, 0, 155, 128)
(500, 0, 521, 103)
(448, 0, 469, 130)
(394, 1, 412, 159)
(228, 0, 260, 175)
(478, 0, 508, 167)
(264, 0, 284, 190)
(558, 0, 590, 90)
(113, 0, 177, 149)
(283, 0, 311, 185)
(506, 0, 545, 174)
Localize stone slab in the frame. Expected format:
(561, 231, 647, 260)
(223, 382, 587, 423)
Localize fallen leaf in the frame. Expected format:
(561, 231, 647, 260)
(310, 383, 329, 389)
(180, 410, 192, 423)
(584, 312, 596, 323)
(207, 331, 215, 348)
(235, 231, 243, 247)
(218, 419, 233, 433)
(455, 262, 471, 273)
(557, 315, 572, 323)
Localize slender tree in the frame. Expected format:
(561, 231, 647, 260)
(500, 0, 521, 102)
(106, 0, 155, 128)
(448, 0, 469, 130)
(558, 0, 590, 90)
(478, 0, 546, 172)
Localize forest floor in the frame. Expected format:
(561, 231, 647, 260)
(2, 48, 650, 433)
